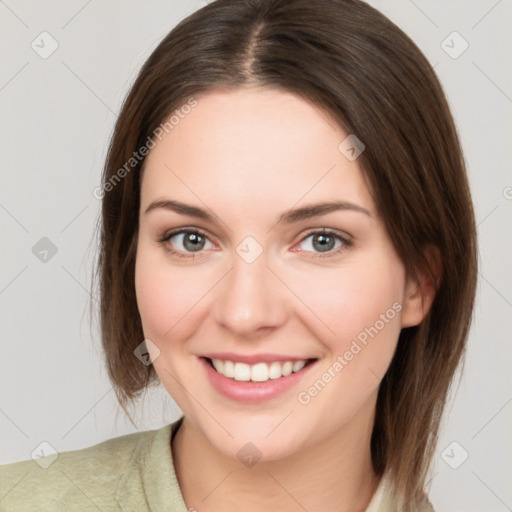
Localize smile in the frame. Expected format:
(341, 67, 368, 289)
(199, 355, 319, 403)
(207, 358, 313, 382)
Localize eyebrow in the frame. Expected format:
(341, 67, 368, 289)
(144, 199, 371, 224)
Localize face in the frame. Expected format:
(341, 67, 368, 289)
(135, 86, 422, 461)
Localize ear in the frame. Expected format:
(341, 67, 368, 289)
(401, 245, 442, 328)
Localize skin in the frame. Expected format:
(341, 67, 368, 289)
(134, 86, 433, 512)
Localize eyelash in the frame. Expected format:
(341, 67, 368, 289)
(157, 228, 212, 260)
(156, 228, 353, 260)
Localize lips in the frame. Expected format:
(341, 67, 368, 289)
(199, 354, 319, 403)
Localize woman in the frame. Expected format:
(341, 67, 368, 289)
(0, 0, 477, 510)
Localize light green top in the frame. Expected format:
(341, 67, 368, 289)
(0, 416, 433, 511)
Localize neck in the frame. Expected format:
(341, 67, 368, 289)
(172, 402, 380, 512)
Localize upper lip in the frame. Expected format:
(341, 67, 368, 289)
(201, 352, 317, 365)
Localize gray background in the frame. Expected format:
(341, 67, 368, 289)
(1, 1, 511, 510)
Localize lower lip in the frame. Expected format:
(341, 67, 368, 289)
(199, 357, 318, 403)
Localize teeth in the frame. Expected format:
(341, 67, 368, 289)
(223, 360, 234, 378)
(268, 361, 282, 379)
(233, 362, 251, 381)
(281, 361, 293, 376)
(251, 362, 268, 382)
(210, 358, 309, 382)
(293, 360, 306, 372)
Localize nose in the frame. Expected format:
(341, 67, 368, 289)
(213, 246, 288, 339)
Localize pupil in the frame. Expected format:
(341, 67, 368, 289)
(184, 233, 204, 252)
(313, 234, 334, 252)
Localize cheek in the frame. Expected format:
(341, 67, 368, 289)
(288, 255, 405, 421)
(134, 243, 203, 342)
(290, 252, 405, 364)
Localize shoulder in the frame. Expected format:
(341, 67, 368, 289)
(0, 427, 166, 512)
(365, 471, 436, 512)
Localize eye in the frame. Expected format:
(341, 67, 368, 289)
(158, 228, 215, 258)
(296, 229, 352, 257)
(157, 227, 351, 260)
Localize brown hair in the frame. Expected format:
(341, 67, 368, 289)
(91, 0, 477, 508)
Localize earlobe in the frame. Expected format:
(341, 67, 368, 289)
(400, 245, 442, 328)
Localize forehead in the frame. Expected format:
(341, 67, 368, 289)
(140, 86, 373, 215)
